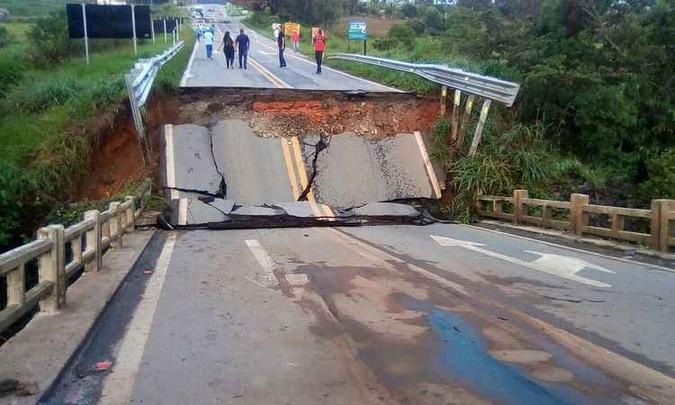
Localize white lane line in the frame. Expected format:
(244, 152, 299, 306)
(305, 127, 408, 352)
(177, 198, 188, 225)
(245, 240, 279, 288)
(180, 38, 199, 87)
(164, 125, 179, 200)
(100, 233, 177, 405)
(460, 224, 675, 273)
(414, 131, 442, 199)
(247, 26, 399, 92)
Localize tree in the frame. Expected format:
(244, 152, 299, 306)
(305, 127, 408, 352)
(401, 4, 417, 18)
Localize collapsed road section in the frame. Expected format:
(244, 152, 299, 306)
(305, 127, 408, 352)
(160, 89, 444, 228)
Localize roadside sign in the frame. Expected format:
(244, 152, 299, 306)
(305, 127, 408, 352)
(272, 23, 281, 38)
(284, 22, 300, 36)
(347, 20, 367, 40)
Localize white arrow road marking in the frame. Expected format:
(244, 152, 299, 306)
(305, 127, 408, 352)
(431, 235, 614, 288)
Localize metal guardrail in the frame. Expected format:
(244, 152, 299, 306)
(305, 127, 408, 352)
(326, 53, 520, 107)
(0, 180, 152, 335)
(125, 40, 185, 154)
(128, 40, 185, 108)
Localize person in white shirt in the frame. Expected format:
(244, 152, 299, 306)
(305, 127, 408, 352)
(203, 29, 214, 60)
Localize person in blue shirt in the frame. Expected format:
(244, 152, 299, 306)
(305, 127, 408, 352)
(235, 28, 250, 70)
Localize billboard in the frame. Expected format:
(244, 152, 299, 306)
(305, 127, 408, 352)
(347, 20, 367, 40)
(67, 4, 152, 39)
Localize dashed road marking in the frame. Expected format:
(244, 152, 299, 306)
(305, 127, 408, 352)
(100, 233, 177, 405)
(245, 239, 279, 288)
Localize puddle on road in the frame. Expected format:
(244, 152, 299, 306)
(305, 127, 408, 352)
(424, 305, 595, 405)
(298, 261, 624, 405)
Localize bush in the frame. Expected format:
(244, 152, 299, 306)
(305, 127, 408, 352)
(388, 24, 415, 48)
(0, 54, 25, 94)
(0, 162, 33, 246)
(3, 76, 83, 113)
(638, 148, 675, 202)
(372, 37, 396, 51)
(28, 10, 72, 66)
(0, 26, 12, 48)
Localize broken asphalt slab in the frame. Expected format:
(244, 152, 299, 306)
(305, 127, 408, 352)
(302, 133, 441, 208)
(162, 121, 441, 227)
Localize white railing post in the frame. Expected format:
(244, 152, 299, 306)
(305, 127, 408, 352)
(84, 210, 102, 272)
(37, 225, 66, 312)
(125, 196, 136, 231)
(110, 202, 122, 248)
(7, 264, 25, 308)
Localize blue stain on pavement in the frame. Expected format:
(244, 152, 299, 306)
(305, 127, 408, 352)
(402, 296, 598, 405)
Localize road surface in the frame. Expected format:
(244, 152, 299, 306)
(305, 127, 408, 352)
(180, 8, 395, 91)
(45, 4, 675, 405)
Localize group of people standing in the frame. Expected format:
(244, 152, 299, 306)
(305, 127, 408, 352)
(275, 27, 327, 74)
(197, 23, 327, 74)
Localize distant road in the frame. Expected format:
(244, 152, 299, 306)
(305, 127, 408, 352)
(181, 6, 396, 91)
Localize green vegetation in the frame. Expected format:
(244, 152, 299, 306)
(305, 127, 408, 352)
(0, 9, 193, 248)
(0, 0, 68, 18)
(247, 0, 675, 219)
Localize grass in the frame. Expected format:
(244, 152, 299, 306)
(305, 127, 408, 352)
(0, 0, 69, 18)
(0, 37, 172, 165)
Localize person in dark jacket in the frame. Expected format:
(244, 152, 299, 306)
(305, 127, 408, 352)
(220, 31, 235, 69)
(235, 28, 250, 69)
(277, 28, 287, 68)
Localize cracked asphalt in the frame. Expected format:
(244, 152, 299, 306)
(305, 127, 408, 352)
(43, 4, 675, 405)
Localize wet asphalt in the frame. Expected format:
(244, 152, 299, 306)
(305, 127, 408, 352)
(43, 4, 675, 404)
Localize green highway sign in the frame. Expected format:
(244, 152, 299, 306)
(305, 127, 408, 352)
(348, 20, 367, 40)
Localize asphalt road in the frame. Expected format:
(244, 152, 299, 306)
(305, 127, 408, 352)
(180, 9, 395, 91)
(47, 226, 675, 404)
(45, 4, 675, 404)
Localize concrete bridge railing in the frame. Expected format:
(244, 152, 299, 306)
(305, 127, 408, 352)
(477, 190, 675, 253)
(0, 181, 151, 335)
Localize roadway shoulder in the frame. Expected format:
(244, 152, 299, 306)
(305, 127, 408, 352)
(475, 220, 675, 270)
(0, 230, 156, 404)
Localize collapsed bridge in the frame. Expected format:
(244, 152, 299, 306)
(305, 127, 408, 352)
(160, 89, 445, 228)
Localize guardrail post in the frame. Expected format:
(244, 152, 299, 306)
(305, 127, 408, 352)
(84, 210, 101, 272)
(513, 190, 528, 224)
(7, 264, 25, 307)
(37, 225, 66, 312)
(440, 86, 448, 115)
(651, 199, 674, 252)
(110, 202, 122, 248)
(125, 196, 136, 231)
(450, 90, 461, 143)
(570, 193, 590, 235)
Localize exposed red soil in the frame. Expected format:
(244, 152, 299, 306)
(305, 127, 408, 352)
(75, 96, 178, 201)
(250, 98, 439, 138)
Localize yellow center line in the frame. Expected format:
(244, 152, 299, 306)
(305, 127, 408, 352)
(249, 57, 292, 89)
(280, 138, 301, 200)
(289, 137, 334, 218)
